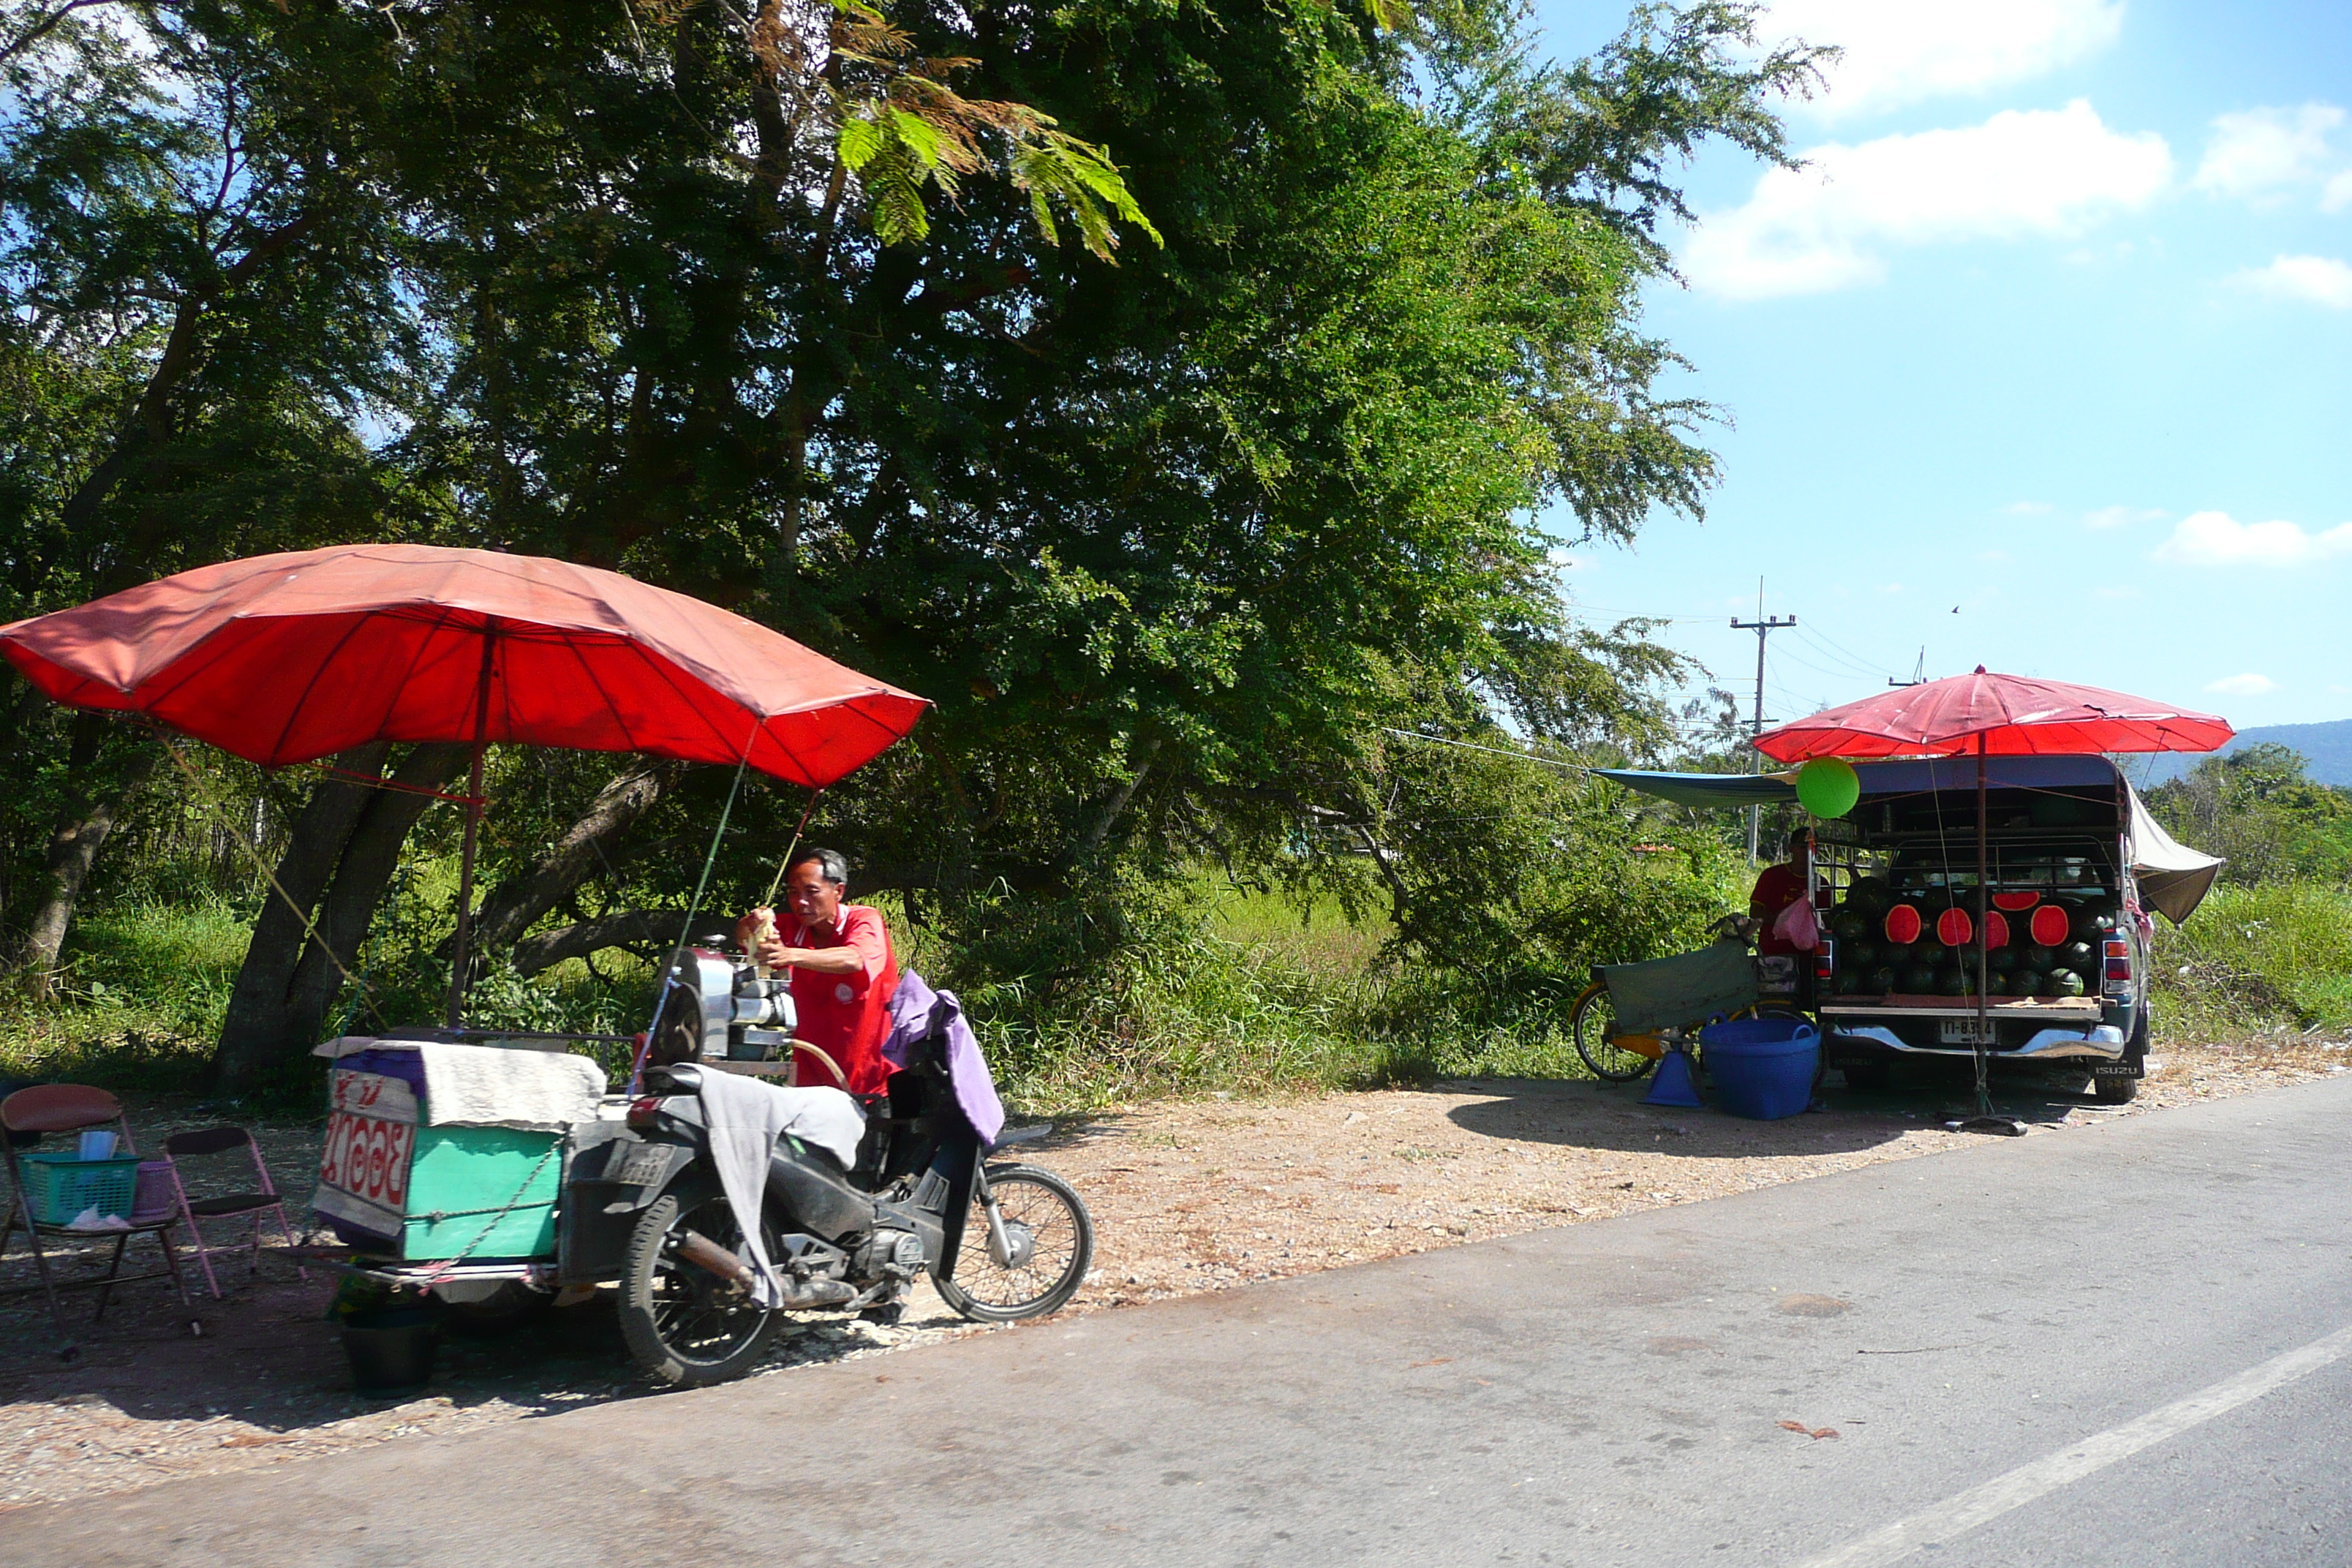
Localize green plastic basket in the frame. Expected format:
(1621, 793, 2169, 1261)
(20, 1152, 141, 1225)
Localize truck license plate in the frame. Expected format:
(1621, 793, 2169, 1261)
(1938, 1019, 1996, 1045)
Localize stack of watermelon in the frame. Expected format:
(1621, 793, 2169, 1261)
(1825, 878, 2119, 1000)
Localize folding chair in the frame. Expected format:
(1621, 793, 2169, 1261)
(157, 1126, 309, 1298)
(1, 1085, 190, 1324)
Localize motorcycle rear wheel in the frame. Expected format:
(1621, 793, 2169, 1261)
(934, 1164, 1093, 1324)
(619, 1191, 783, 1387)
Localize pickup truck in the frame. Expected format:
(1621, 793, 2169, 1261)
(1809, 755, 2223, 1104)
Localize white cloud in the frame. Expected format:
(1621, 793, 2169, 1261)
(1768, 0, 2123, 121)
(1684, 102, 2171, 299)
(2154, 510, 2352, 567)
(2205, 673, 2278, 697)
(2236, 254, 2352, 309)
(2193, 103, 2347, 202)
(2327, 170, 2352, 214)
(2082, 505, 2166, 529)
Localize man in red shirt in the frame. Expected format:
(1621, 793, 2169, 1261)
(1750, 828, 1813, 957)
(736, 849, 900, 1095)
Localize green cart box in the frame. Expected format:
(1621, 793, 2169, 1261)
(313, 1064, 565, 1260)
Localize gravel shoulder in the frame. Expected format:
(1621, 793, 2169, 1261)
(3, 1037, 2343, 1512)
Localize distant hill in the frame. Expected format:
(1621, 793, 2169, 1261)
(2124, 719, 2352, 789)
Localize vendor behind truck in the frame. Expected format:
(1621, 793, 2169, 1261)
(735, 849, 900, 1095)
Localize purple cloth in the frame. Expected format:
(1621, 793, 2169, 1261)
(881, 970, 1006, 1147)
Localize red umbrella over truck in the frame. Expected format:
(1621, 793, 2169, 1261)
(0, 543, 929, 1026)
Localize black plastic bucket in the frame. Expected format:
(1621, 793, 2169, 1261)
(341, 1305, 442, 1395)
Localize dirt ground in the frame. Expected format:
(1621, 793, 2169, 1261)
(4, 1037, 2345, 1513)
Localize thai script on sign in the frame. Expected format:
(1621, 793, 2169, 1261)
(319, 1069, 418, 1210)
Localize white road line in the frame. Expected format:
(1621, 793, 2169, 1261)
(1798, 1322, 2352, 1568)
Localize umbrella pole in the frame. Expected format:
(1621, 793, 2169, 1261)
(445, 633, 497, 1032)
(1956, 734, 2022, 1136)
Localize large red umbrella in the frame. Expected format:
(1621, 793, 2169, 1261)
(0, 543, 930, 1025)
(0, 543, 926, 784)
(1752, 668, 2231, 1127)
(1749, 669, 2232, 762)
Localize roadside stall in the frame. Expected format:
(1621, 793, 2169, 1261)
(1597, 671, 2230, 1128)
(0, 545, 1093, 1387)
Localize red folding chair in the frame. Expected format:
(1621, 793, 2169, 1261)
(156, 1126, 308, 1298)
(1, 1085, 190, 1324)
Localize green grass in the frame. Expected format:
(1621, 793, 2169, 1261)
(0, 897, 249, 1093)
(2151, 880, 2352, 1041)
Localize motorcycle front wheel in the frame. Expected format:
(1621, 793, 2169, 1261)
(934, 1164, 1093, 1324)
(619, 1191, 783, 1387)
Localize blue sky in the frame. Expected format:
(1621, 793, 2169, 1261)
(1527, 0, 2352, 739)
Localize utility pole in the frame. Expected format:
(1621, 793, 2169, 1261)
(1888, 647, 1926, 688)
(1731, 584, 1796, 864)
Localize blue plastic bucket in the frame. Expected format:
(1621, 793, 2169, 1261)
(1697, 1017, 1819, 1120)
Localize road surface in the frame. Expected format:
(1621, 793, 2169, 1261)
(8, 1073, 2348, 1566)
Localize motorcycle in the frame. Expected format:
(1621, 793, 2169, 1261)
(562, 973, 1094, 1387)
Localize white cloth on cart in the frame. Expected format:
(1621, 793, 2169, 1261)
(407, 1043, 606, 1131)
(695, 1069, 866, 1308)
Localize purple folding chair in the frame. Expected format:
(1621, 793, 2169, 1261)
(157, 1126, 309, 1298)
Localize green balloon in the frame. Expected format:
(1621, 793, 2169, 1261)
(1795, 757, 1862, 818)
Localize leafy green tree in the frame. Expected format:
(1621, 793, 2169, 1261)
(0, 0, 426, 992)
(2148, 745, 2352, 886)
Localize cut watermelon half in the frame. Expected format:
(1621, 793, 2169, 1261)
(1883, 904, 1922, 945)
(1936, 906, 1974, 948)
(1983, 910, 2010, 949)
(2029, 905, 2070, 946)
(1992, 891, 2040, 912)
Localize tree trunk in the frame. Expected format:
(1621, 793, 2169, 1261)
(212, 742, 466, 1093)
(512, 908, 690, 977)
(15, 712, 156, 998)
(440, 764, 676, 962)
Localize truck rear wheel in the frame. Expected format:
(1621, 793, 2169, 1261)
(2092, 1073, 2138, 1104)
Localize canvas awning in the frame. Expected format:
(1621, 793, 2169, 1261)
(1588, 769, 1798, 808)
(2125, 784, 2225, 924)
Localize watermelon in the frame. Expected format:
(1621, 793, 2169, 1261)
(1847, 940, 1881, 970)
(1848, 875, 1893, 914)
(1989, 944, 2018, 972)
(1899, 962, 1937, 993)
(1869, 966, 1900, 994)
(2085, 912, 2119, 935)
(2029, 905, 2070, 946)
(2051, 969, 2087, 998)
(1935, 906, 1975, 948)
(1833, 972, 1861, 996)
(1983, 909, 2011, 949)
(1992, 890, 2040, 912)
(2026, 944, 2059, 971)
(1884, 904, 1923, 945)
(2062, 939, 2097, 969)
(1833, 912, 1868, 943)
(2009, 969, 2043, 998)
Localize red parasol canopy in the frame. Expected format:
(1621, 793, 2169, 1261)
(0, 543, 928, 785)
(1751, 668, 2232, 763)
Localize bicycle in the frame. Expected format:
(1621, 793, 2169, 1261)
(1567, 916, 1810, 1083)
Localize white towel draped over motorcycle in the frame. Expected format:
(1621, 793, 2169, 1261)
(692, 1069, 867, 1308)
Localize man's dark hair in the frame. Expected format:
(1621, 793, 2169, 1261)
(788, 847, 850, 886)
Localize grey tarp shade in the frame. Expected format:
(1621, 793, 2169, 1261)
(1589, 769, 1798, 808)
(2125, 783, 2225, 925)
